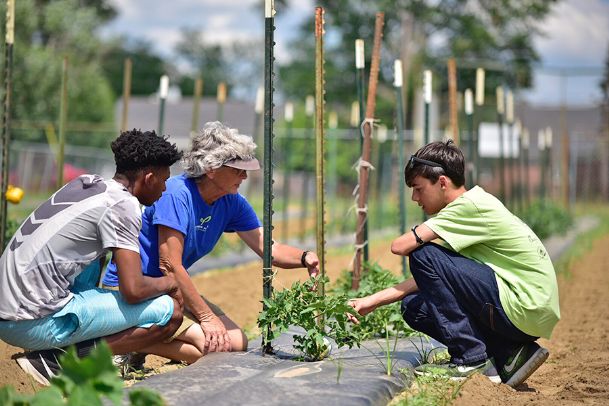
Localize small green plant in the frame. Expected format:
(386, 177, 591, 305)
(333, 262, 415, 340)
(518, 200, 573, 239)
(257, 275, 362, 361)
(0, 341, 164, 405)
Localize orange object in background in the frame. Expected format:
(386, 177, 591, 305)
(6, 185, 24, 204)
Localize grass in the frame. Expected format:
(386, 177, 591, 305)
(389, 374, 464, 406)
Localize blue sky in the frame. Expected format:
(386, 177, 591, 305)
(103, 0, 609, 107)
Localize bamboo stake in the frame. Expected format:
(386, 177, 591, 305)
(217, 82, 226, 122)
(314, 7, 326, 296)
(355, 39, 369, 262)
(353, 12, 384, 290)
(0, 0, 15, 250)
(281, 102, 293, 242)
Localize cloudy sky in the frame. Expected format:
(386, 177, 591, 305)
(103, 0, 609, 107)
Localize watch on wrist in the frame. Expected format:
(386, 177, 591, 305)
(300, 250, 310, 267)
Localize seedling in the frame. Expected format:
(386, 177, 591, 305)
(257, 275, 362, 361)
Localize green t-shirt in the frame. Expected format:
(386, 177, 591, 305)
(424, 186, 560, 339)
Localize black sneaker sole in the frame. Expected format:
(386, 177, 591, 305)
(505, 346, 549, 387)
(16, 357, 51, 386)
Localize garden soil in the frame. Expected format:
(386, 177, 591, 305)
(2, 235, 609, 405)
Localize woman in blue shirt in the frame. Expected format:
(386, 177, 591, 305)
(103, 121, 319, 365)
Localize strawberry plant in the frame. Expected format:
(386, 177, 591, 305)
(257, 275, 362, 361)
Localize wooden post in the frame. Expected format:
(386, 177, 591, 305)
(353, 12, 384, 290)
(191, 78, 203, 134)
(121, 58, 132, 131)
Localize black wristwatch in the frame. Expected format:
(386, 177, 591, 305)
(301, 250, 310, 267)
(411, 225, 425, 245)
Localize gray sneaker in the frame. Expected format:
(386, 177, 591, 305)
(414, 358, 501, 383)
(500, 342, 549, 387)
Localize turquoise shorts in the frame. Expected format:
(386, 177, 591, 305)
(0, 262, 174, 351)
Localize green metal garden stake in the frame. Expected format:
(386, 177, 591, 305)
(394, 59, 408, 276)
(57, 57, 68, 190)
(423, 70, 432, 145)
(506, 89, 514, 210)
(158, 75, 168, 136)
(262, 0, 276, 354)
(314, 7, 326, 297)
(355, 39, 369, 262)
(522, 128, 531, 207)
(0, 0, 15, 250)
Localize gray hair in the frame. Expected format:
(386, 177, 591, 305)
(182, 121, 257, 177)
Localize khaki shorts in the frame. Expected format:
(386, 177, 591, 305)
(102, 285, 225, 342)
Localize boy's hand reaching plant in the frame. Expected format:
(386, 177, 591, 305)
(347, 297, 377, 324)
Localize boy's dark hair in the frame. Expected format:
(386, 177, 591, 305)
(111, 129, 182, 174)
(404, 140, 465, 187)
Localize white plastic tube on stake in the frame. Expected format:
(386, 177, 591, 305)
(464, 89, 473, 115)
(255, 86, 264, 114)
(355, 39, 365, 69)
(522, 128, 530, 148)
(350, 101, 359, 127)
(265, 0, 275, 18)
(496, 86, 504, 115)
(328, 111, 338, 129)
(305, 95, 314, 117)
(284, 101, 293, 123)
(476, 68, 485, 106)
(160, 75, 169, 99)
(393, 59, 403, 88)
(538, 129, 546, 151)
(545, 126, 553, 147)
(506, 90, 514, 123)
(423, 70, 432, 104)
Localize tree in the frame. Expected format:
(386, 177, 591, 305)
(0, 0, 117, 146)
(278, 0, 557, 127)
(100, 38, 169, 96)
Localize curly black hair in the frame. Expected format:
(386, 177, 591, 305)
(111, 129, 181, 174)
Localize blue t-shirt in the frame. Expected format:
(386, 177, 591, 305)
(102, 174, 261, 286)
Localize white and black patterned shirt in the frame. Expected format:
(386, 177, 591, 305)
(0, 175, 141, 321)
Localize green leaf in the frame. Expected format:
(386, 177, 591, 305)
(129, 388, 166, 406)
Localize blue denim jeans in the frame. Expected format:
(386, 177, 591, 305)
(401, 243, 537, 367)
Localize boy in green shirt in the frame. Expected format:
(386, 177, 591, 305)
(348, 140, 559, 387)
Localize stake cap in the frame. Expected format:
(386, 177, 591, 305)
(265, 0, 275, 18)
(423, 70, 432, 104)
(284, 101, 294, 122)
(545, 126, 553, 147)
(305, 95, 314, 116)
(329, 111, 338, 129)
(159, 75, 169, 99)
(217, 82, 227, 103)
(255, 86, 264, 114)
(475, 68, 485, 106)
(496, 86, 504, 114)
(522, 128, 530, 148)
(355, 39, 365, 69)
(393, 60, 403, 87)
(506, 90, 514, 123)
(464, 89, 473, 115)
(538, 129, 546, 150)
(350, 101, 359, 127)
